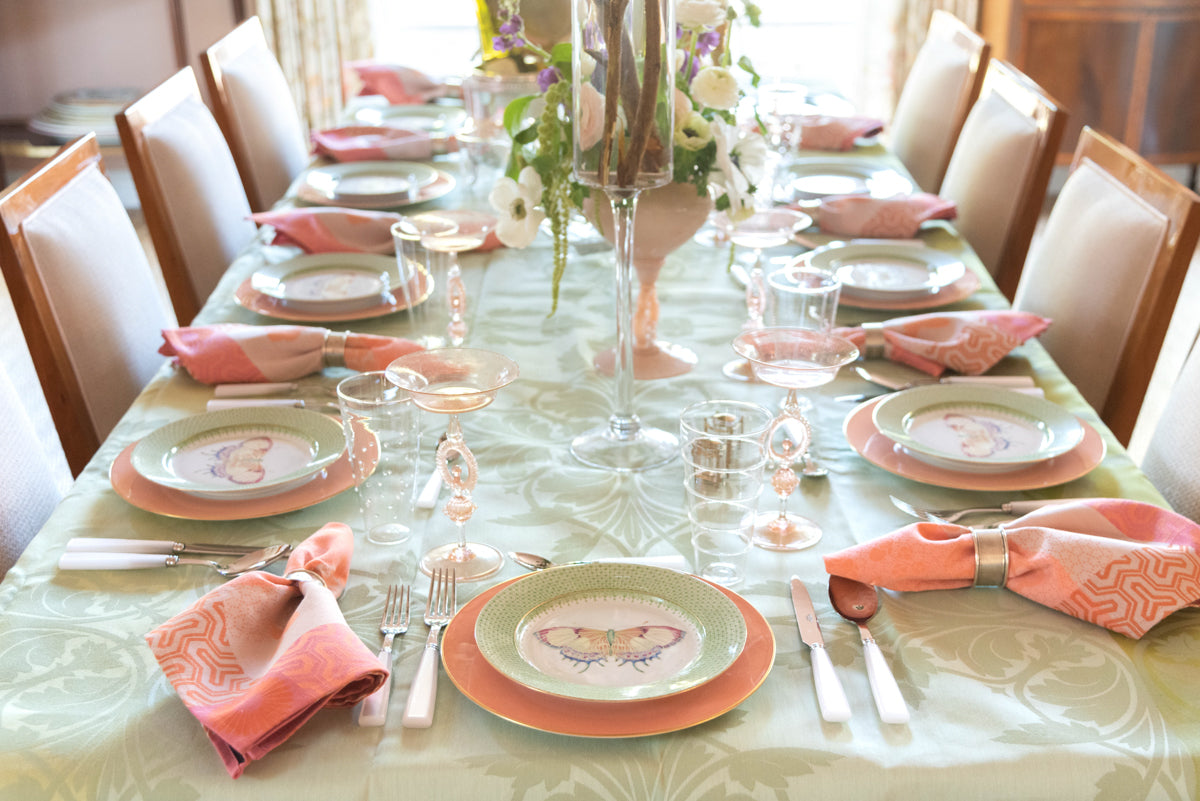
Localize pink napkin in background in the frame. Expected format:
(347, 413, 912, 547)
(312, 126, 436, 162)
(824, 500, 1200, 639)
(251, 208, 400, 254)
(833, 310, 1051, 376)
(145, 524, 387, 777)
(347, 61, 452, 104)
(813, 193, 957, 238)
(797, 114, 885, 151)
(161, 324, 422, 384)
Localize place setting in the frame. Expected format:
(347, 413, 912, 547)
(294, 159, 457, 209)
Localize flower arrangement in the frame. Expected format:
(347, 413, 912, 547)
(486, 0, 766, 312)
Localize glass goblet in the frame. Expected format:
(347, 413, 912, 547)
(407, 210, 497, 346)
(387, 347, 519, 581)
(732, 327, 858, 550)
(715, 208, 813, 382)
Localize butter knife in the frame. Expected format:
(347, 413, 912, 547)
(790, 576, 852, 723)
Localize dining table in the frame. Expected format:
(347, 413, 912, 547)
(1, 101, 1197, 801)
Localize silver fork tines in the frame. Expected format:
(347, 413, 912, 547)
(356, 583, 411, 727)
(402, 568, 457, 728)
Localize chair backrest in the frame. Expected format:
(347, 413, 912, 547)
(940, 59, 1067, 300)
(887, 10, 990, 193)
(201, 15, 311, 213)
(117, 66, 258, 325)
(0, 134, 176, 475)
(1013, 126, 1200, 445)
(1141, 334, 1200, 523)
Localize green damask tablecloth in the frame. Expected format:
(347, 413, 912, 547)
(1, 154, 1196, 801)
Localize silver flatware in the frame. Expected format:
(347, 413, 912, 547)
(790, 576, 851, 723)
(401, 568, 456, 728)
(57, 543, 292, 577)
(889, 494, 1093, 524)
(828, 575, 908, 724)
(509, 551, 690, 572)
(855, 366, 1035, 393)
(358, 583, 411, 727)
(64, 537, 275, 557)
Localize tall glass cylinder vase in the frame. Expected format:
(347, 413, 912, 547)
(568, 0, 677, 472)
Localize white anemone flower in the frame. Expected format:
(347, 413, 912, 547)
(489, 166, 546, 248)
(710, 119, 755, 220)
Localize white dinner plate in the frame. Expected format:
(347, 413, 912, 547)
(298, 160, 438, 204)
(296, 166, 456, 209)
(809, 242, 966, 302)
(130, 408, 345, 500)
(474, 563, 747, 702)
(351, 103, 467, 134)
(250, 253, 396, 314)
(777, 157, 913, 201)
(872, 385, 1087, 473)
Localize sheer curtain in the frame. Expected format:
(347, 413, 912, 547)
(249, 0, 373, 130)
(889, 0, 980, 107)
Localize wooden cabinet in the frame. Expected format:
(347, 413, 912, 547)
(980, 0, 1200, 163)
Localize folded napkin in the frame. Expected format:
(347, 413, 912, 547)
(825, 500, 1200, 638)
(312, 125, 436, 162)
(161, 324, 422, 385)
(833, 311, 1051, 376)
(797, 114, 885, 151)
(145, 523, 387, 777)
(251, 208, 401, 254)
(348, 61, 452, 105)
(812, 193, 957, 238)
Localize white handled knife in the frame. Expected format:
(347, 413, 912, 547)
(790, 576, 851, 723)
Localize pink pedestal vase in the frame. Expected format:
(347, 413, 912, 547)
(588, 181, 714, 380)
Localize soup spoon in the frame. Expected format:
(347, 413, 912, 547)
(58, 543, 292, 577)
(828, 575, 909, 724)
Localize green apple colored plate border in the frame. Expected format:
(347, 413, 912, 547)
(250, 253, 396, 313)
(130, 408, 344, 499)
(872, 385, 1085, 473)
(300, 160, 438, 201)
(475, 563, 747, 702)
(809, 243, 966, 301)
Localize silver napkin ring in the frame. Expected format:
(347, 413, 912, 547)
(861, 322, 886, 360)
(971, 527, 1009, 587)
(322, 331, 350, 368)
(285, 569, 326, 588)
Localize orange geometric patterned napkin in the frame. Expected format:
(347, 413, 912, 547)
(797, 114, 885, 151)
(814, 193, 957, 238)
(824, 500, 1200, 639)
(145, 523, 387, 777)
(347, 61, 454, 104)
(161, 323, 422, 384)
(250, 207, 401, 254)
(833, 310, 1051, 376)
(311, 125, 436, 162)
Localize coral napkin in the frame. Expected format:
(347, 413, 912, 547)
(824, 500, 1200, 638)
(348, 61, 452, 104)
(797, 114, 885, 151)
(833, 310, 1051, 376)
(311, 125, 436, 162)
(145, 524, 387, 777)
(161, 324, 422, 384)
(251, 208, 400, 254)
(813, 193, 957, 238)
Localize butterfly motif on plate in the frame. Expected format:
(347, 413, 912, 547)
(534, 625, 686, 671)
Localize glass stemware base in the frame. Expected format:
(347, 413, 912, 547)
(570, 418, 678, 472)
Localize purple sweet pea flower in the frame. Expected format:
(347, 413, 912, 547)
(499, 15, 523, 35)
(537, 67, 563, 93)
(696, 30, 722, 56)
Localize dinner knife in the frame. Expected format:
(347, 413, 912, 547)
(64, 538, 265, 556)
(855, 366, 1035, 392)
(790, 576, 852, 723)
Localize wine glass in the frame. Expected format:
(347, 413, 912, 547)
(732, 328, 858, 550)
(569, 0, 678, 472)
(715, 208, 813, 382)
(407, 210, 497, 346)
(386, 348, 519, 580)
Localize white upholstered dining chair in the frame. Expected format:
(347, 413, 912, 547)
(0, 134, 176, 476)
(117, 66, 258, 325)
(1139, 333, 1200, 523)
(886, 9, 990, 193)
(201, 15, 312, 213)
(939, 59, 1066, 301)
(1012, 126, 1200, 446)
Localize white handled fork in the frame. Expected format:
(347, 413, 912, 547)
(357, 583, 410, 727)
(402, 568, 456, 728)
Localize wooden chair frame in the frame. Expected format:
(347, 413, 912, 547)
(115, 66, 208, 325)
(0, 135, 105, 475)
(1072, 126, 1200, 445)
(973, 59, 1067, 301)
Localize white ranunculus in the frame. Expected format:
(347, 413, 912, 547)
(579, 51, 597, 80)
(489, 166, 546, 248)
(674, 111, 713, 151)
(690, 66, 739, 111)
(676, 0, 727, 30)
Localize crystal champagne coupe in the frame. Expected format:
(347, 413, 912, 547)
(732, 328, 858, 550)
(387, 348, 518, 580)
(408, 210, 497, 346)
(569, 0, 677, 471)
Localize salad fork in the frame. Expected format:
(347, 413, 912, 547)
(890, 495, 1089, 524)
(401, 568, 456, 728)
(357, 583, 411, 727)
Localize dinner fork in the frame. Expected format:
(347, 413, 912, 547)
(357, 583, 411, 727)
(401, 568, 456, 728)
(890, 495, 1089, 524)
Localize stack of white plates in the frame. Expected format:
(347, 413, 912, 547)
(27, 88, 140, 145)
(296, 161, 447, 209)
(249, 253, 397, 315)
(129, 408, 345, 501)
